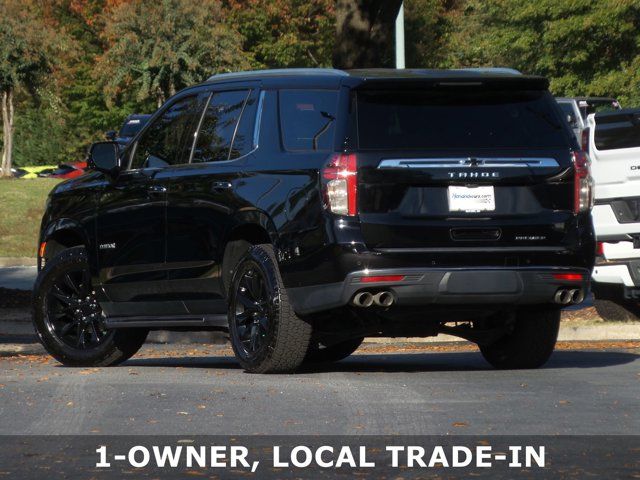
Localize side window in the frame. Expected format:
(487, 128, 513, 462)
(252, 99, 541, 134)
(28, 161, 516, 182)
(229, 90, 259, 159)
(279, 90, 338, 151)
(192, 90, 249, 163)
(130, 96, 199, 170)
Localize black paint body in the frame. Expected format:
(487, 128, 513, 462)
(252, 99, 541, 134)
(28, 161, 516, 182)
(38, 69, 595, 329)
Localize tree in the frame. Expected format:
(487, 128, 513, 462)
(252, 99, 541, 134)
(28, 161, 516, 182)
(0, 0, 65, 176)
(333, 0, 403, 69)
(225, 0, 335, 69)
(448, 0, 640, 105)
(96, 0, 250, 108)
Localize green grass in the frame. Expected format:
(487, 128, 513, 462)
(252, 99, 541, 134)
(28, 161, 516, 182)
(0, 178, 61, 258)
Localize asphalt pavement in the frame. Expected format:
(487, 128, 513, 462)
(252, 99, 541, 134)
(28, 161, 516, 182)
(1, 343, 638, 436)
(0, 266, 37, 290)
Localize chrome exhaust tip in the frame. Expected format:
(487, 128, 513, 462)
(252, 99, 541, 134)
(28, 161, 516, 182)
(571, 289, 585, 304)
(554, 289, 572, 305)
(351, 291, 374, 308)
(373, 291, 395, 307)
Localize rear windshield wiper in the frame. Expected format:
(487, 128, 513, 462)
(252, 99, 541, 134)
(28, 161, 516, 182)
(312, 111, 336, 150)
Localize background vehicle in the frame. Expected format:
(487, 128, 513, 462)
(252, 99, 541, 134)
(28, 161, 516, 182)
(37, 162, 87, 179)
(587, 108, 640, 320)
(556, 97, 621, 147)
(105, 114, 151, 148)
(33, 69, 594, 373)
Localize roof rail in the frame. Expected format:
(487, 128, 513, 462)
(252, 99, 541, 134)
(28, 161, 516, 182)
(206, 68, 349, 82)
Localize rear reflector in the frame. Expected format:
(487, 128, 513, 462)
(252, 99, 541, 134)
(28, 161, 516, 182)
(359, 275, 405, 283)
(552, 273, 584, 281)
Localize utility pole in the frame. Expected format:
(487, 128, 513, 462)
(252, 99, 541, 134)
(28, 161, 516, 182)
(395, 1, 405, 69)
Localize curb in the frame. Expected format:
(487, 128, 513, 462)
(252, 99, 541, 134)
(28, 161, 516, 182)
(0, 258, 37, 268)
(0, 324, 638, 357)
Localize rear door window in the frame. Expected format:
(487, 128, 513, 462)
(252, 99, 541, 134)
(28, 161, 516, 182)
(279, 90, 338, 151)
(192, 90, 250, 163)
(355, 89, 570, 150)
(594, 111, 640, 151)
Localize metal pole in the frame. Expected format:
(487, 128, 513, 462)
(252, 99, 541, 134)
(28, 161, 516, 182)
(395, 1, 405, 69)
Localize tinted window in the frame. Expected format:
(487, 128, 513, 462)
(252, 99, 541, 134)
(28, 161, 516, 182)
(130, 97, 199, 169)
(279, 90, 338, 151)
(595, 110, 640, 150)
(557, 102, 578, 126)
(229, 90, 259, 159)
(192, 90, 249, 163)
(356, 89, 570, 150)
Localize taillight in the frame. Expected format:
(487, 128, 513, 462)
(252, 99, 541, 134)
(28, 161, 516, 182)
(596, 241, 604, 256)
(572, 151, 593, 214)
(581, 127, 590, 153)
(322, 153, 357, 216)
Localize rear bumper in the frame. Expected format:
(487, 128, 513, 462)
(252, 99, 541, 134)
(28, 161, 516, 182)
(592, 203, 640, 241)
(288, 267, 591, 315)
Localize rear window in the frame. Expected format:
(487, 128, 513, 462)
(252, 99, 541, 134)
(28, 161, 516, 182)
(595, 111, 640, 151)
(279, 90, 338, 151)
(355, 89, 570, 150)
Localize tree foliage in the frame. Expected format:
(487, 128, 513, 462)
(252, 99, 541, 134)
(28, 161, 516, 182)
(0, 0, 69, 174)
(226, 0, 335, 68)
(448, 0, 640, 104)
(96, 0, 249, 108)
(3, 0, 640, 169)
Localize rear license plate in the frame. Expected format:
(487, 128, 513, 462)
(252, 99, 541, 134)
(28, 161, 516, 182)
(448, 186, 495, 212)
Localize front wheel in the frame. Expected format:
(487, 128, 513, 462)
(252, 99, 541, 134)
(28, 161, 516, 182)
(32, 246, 148, 367)
(228, 244, 311, 373)
(479, 308, 560, 369)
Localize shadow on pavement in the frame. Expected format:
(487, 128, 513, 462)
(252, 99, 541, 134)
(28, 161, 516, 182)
(119, 349, 639, 373)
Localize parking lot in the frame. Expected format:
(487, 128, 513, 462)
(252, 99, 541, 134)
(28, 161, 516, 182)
(1, 342, 638, 436)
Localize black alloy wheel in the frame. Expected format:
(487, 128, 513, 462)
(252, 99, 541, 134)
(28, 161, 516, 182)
(45, 267, 110, 349)
(33, 246, 148, 367)
(228, 244, 311, 373)
(231, 262, 273, 358)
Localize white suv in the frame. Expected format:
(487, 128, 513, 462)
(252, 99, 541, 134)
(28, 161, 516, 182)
(588, 108, 640, 320)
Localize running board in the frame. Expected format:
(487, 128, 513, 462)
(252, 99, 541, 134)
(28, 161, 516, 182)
(104, 314, 228, 329)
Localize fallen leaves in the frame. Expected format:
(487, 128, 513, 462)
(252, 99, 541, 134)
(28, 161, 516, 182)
(452, 422, 468, 428)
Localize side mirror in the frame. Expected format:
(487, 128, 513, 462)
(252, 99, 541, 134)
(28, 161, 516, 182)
(88, 142, 121, 175)
(105, 130, 117, 141)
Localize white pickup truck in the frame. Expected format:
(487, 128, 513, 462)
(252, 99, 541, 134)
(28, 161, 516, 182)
(588, 108, 640, 320)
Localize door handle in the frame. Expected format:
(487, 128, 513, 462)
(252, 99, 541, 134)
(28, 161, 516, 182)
(211, 181, 233, 190)
(147, 185, 167, 194)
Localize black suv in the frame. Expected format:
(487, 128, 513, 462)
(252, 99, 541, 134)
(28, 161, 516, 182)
(33, 68, 595, 373)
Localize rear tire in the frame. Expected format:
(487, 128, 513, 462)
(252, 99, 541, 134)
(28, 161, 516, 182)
(32, 246, 148, 367)
(305, 337, 364, 363)
(594, 298, 640, 322)
(228, 244, 311, 373)
(479, 308, 560, 369)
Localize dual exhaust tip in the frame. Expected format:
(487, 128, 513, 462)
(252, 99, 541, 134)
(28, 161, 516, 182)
(554, 288, 585, 305)
(351, 291, 395, 308)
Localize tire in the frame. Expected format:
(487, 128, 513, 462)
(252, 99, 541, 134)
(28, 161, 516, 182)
(305, 337, 364, 363)
(32, 246, 148, 367)
(479, 308, 560, 370)
(594, 298, 640, 322)
(228, 244, 311, 373)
